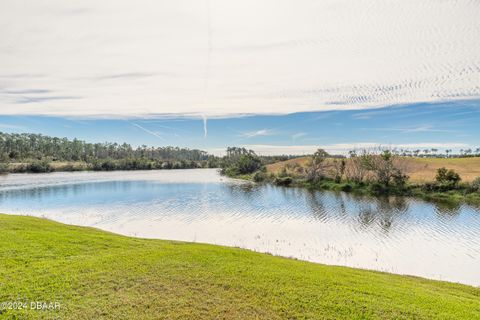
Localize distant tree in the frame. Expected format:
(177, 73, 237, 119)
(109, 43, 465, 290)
(237, 154, 262, 174)
(222, 147, 262, 175)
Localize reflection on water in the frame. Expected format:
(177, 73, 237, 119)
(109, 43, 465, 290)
(1, 169, 479, 286)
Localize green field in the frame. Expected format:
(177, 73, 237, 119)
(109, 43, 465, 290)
(1, 214, 479, 319)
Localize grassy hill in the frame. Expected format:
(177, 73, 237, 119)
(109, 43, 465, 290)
(1, 214, 479, 319)
(267, 157, 480, 183)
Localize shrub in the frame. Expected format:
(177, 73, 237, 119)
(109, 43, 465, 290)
(274, 176, 293, 186)
(61, 163, 81, 171)
(471, 177, 480, 192)
(392, 170, 409, 189)
(253, 171, 266, 182)
(92, 159, 117, 171)
(0, 162, 9, 174)
(222, 167, 240, 177)
(422, 182, 439, 192)
(278, 167, 288, 178)
(435, 167, 461, 187)
(370, 182, 388, 194)
(27, 160, 52, 173)
(237, 154, 262, 174)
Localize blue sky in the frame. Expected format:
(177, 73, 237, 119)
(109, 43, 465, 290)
(1, 99, 478, 155)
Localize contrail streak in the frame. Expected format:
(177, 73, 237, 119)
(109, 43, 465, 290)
(202, 0, 212, 138)
(131, 123, 165, 141)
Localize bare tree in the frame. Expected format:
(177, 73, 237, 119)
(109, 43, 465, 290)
(345, 150, 369, 183)
(359, 149, 408, 187)
(306, 149, 330, 181)
(331, 158, 346, 183)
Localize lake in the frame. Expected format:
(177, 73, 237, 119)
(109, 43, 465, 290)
(1, 169, 479, 286)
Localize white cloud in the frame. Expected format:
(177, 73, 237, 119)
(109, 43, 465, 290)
(209, 142, 472, 156)
(239, 129, 274, 138)
(366, 124, 457, 134)
(0, 0, 479, 118)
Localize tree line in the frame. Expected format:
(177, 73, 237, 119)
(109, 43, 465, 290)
(363, 147, 480, 158)
(0, 132, 219, 173)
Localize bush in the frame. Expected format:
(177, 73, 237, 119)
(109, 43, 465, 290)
(0, 162, 9, 173)
(253, 171, 266, 182)
(341, 184, 353, 192)
(370, 182, 388, 194)
(274, 176, 293, 186)
(237, 154, 262, 174)
(277, 167, 288, 178)
(221, 167, 240, 177)
(471, 177, 480, 192)
(27, 160, 52, 173)
(435, 167, 461, 188)
(92, 159, 117, 171)
(392, 171, 409, 188)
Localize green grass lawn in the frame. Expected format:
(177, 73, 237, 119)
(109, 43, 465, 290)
(1, 214, 479, 319)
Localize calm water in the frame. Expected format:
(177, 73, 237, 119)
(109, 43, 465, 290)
(1, 169, 479, 286)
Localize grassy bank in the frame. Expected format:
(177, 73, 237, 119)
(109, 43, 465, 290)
(1, 214, 479, 319)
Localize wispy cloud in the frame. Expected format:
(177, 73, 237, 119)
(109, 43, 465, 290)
(239, 129, 275, 138)
(3, 89, 51, 94)
(365, 124, 457, 134)
(15, 96, 82, 104)
(292, 132, 307, 140)
(92, 72, 159, 81)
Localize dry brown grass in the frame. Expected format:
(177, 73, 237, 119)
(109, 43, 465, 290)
(266, 157, 480, 183)
(404, 157, 480, 182)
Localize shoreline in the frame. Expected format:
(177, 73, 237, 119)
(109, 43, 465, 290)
(2, 161, 215, 174)
(227, 172, 480, 206)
